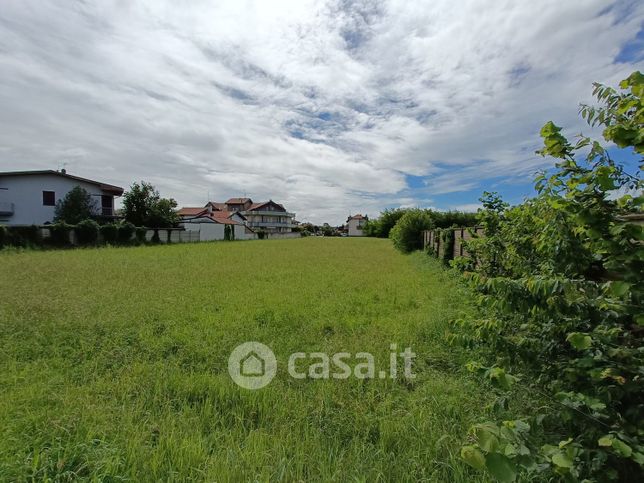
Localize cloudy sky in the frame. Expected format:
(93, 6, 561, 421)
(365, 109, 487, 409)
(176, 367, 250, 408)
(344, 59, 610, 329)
(0, 1, 642, 224)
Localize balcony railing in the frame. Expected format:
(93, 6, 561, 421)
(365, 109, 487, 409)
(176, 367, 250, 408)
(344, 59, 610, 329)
(0, 202, 14, 216)
(248, 221, 296, 228)
(242, 210, 295, 217)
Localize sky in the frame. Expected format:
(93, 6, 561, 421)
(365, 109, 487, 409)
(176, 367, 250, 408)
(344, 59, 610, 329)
(0, 0, 642, 224)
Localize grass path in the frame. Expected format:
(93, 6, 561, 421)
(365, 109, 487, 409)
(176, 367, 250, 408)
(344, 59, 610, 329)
(0, 238, 492, 481)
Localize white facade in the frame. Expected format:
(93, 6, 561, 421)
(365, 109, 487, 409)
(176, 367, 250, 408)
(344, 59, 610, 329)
(0, 171, 123, 226)
(347, 215, 367, 236)
(181, 221, 254, 241)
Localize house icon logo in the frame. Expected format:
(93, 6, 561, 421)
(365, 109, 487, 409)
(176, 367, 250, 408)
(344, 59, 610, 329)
(228, 342, 277, 389)
(240, 351, 265, 377)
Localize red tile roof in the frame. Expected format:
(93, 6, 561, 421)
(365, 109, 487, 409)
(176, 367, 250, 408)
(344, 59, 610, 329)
(248, 200, 286, 211)
(225, 197, 251, 204)
(178, 207, 207, 216)
(347, 214, 367, 221)
(179, 207, 243, 225)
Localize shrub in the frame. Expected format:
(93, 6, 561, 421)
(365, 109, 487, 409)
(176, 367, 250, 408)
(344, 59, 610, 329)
(7, 225, 41, 247)
(75, 219, 99, 245)
(440, 228, 455, 264)
(451, 72, 644, 481)
(135, 227, 147, 244)
(100, 223, 119, 244)
(389, 209, 432, 253)
(49, 223, 72, 246)
(118, 222, 135, 244)
(0, 225, 5, 248)
(54, 186, 97, 224)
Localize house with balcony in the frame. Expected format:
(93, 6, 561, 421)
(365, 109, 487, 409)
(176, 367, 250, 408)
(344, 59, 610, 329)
(0, 169, 124, 225)
(238, 199, 296, 234)
(177, 198, 296, 236)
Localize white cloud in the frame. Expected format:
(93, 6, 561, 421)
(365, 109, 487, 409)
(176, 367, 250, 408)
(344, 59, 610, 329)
(0, 0, 642, 223)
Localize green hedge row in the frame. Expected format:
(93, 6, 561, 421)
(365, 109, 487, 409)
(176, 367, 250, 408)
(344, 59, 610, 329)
(0, 221, 149, 249)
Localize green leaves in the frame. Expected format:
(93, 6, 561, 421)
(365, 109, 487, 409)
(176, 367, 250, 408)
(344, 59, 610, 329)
(485, 453, 517, 482)
(452, 71, 644, 482)
(598, 435, 633, 458)
(566, 332, 592, 350)
(538, 121, 572, 159)
(461, 446, 486, 471)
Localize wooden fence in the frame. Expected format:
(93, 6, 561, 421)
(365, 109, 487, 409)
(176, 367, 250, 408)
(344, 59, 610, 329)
(422, 226, 485, 260)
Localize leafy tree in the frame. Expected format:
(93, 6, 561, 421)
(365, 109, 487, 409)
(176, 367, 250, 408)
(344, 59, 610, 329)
(389, 209, 433, 252)
(54, 186, 97, 224)
(122, 181, 179, 228)
(364, 208, 409, 237)
(452, 72, 643, 481)
(146, 198, 179, 228)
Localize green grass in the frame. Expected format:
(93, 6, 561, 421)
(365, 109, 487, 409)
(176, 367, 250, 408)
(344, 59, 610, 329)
(0, 237, 494, 481)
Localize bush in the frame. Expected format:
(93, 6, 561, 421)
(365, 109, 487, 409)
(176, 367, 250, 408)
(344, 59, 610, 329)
(100, 223, 119, 244)
(7, 225, 41, 247)
(440, 228, 455, 264)
(0, 225, 5, 248)
(75, 219, 99, 245)
(451, 73, 644, 481)
(118, 222, 135, 244)
(49, 223, 72, 246)
(389, 209, 432, 253)
(135, 227, 147, 244)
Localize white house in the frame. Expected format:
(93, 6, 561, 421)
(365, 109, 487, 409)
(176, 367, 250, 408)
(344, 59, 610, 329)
(346, 214, 368, 236)
(0, 170, 124, 226)
(177, 203, 256, 241)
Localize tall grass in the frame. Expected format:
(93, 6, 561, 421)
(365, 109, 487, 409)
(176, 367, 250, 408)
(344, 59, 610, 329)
(1, 238, 491, 481)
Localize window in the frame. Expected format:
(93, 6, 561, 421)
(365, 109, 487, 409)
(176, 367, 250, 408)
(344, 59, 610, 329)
(42, 191, 55, 206)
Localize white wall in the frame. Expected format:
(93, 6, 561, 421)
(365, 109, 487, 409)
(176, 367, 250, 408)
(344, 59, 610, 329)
(0, 173, 109, 225)
(347, 218, 366, 237)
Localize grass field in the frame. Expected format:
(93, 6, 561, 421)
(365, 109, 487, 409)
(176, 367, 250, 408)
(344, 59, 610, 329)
(0, 237, 495, 481)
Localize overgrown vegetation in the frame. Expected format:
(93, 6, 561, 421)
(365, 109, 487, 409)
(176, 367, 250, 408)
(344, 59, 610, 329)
(387, 209, 477, 253)
(450, 72, 643, 481)
(0, 238, 501, 481)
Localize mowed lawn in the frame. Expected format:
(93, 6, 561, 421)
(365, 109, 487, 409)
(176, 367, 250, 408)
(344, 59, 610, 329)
(0, 237, 493, 481)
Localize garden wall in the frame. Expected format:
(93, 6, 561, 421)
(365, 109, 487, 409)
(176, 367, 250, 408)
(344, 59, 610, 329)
(422, 226, 484, 260)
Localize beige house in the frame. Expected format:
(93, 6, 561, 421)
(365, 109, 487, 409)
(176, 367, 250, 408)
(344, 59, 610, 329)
(223, 198, 296, 234)
(346, 214, 368, 236)
(178, 197, 296, 237)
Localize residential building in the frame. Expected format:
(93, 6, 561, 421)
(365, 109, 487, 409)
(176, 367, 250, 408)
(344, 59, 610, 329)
(177, 203, 254, 240)
(346, 214, 368, 236)
(238, 199, 296, 234)
(178, 198, 296, 237)
(0, 169, 123, 225)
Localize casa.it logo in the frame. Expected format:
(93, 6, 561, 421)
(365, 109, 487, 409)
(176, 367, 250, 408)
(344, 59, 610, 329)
(227, 341, 277, 390)
(228, 342, 417, 390)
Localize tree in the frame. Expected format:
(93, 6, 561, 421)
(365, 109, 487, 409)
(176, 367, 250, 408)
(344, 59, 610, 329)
(453, 72, 643, 481)
(53, 186, 97, 224)
(122, 181, 179, 228)
(364, 208, 409, 237)
(389, 209, 433, 252)
(146, 198, 179, 228)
